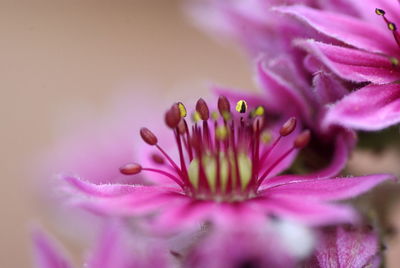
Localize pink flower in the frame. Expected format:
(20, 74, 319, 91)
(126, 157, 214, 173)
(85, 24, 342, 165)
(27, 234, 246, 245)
(305, 225, 381, 268)
(32, 221, 171, 268)
(184, 220, 314, 268)
(277, 1, 400, 130)
(191, 0, 358, 175)
(63, 97, 393, 231)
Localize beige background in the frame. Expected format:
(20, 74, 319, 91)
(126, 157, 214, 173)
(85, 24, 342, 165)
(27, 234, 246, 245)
(0, 1, 253, 267)
(1, 1, 399, 267)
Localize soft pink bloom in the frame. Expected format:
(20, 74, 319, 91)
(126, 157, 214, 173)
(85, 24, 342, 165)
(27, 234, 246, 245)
(191, 0, 359, 175)
(32, 221, 172, 268)
(277, 1, 400, 130)
(62, 97, 393, 232)
(305, 225, 381, 268)
(184, 221, 313, 268)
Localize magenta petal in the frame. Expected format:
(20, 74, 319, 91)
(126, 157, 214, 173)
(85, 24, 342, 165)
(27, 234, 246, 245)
(32, 230, 73, 268)
(256, 60, 312, 120)
(278, 5, 397, 54)
(313, 72, 348, 105)
(298, 40, 400, 84)
(324, 83, 400, 130)
(254, 195, 357, 225)
(310, 226, 381, 268)
(267, 174, 393, 201)
(64, 175, 180, 198)
(263, 132, 354, 188)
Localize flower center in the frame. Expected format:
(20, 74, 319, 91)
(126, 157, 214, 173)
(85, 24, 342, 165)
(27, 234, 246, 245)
(120, 96, 310, 202)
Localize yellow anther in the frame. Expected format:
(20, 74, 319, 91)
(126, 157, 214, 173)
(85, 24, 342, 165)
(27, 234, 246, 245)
(390, 57, 399, 66)
(261, 131, 272, 144)
(211, 111, 219, 121)
(375, 8, 385, 16)
(192, 111, 201, 123)
(215, 125, 228, 140)
(235, 100, 248, 114)
(222, 111, 232, 121)
(178, 102, 187, 118)
(388, 22, 397, 31)
(252, 106, 265, 117)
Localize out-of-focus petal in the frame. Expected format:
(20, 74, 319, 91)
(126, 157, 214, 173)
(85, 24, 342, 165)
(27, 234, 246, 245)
(32, 229, 73, 268)
(297, 40, 400, 84)
(266, 174, 393, 201)
(278, 5, 397, 54)
(324, 83, 400, 130)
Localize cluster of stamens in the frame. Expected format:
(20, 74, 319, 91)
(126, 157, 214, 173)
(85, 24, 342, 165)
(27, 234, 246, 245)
(375, 8, 400, 65)
(120, 96, 310, 202)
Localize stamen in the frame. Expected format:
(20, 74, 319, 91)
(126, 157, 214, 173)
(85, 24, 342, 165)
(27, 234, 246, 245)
(151, 153, 165, 165)
(218, 96, 231, 114)
(235, 100, 248, 114)
(252, 106, 265, 117)
(127, 97, 309, 201)
(375, 8, 400, 47)
(119, 163, 142, 175)
(294, 130, 311, 148)
(196, 98, 210, 120)
(178, 102, 187, 118)
(140, 128, 158, 145)
(165, 104, 181, 129)
(279, 117, 297, 136)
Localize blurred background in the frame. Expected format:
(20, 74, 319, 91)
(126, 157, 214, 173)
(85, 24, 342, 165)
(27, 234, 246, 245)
(0, 1, 253, 267)
(1, 1, 399, 267)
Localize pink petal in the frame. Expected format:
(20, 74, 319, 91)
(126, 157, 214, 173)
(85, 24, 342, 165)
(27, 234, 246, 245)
(267, 174, 393, 201)
(256, 60, 312, 121)
(311, 226, 381, 268)
(277, 5, 397, 54)
(297, 40, 400, 84)
(32, 230, 73, 268)
(313, 72, 348, 105)
(324, 83, 400, 130)
(71, 191, 186, 217)
(252, 195, 357, 225)
(64, 175, 180, 198)
(262, 132, 354, 188)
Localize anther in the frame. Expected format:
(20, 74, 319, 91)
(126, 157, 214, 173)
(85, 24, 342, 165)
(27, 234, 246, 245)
(192, 111, 201, 123)
(279, 117, 297, 136)
(390, 57, 399, 66)
(236, 100, 248, 114)
(140, 127, 158, 145)
(252, 106, 265, 117)
(375, 8, 385, 16)
(177, 120, 187, 135)
(211, 111, 219, 121)
(218, 95, 231, 114)
(178, 102, 187, 118)
(388, 22, 397, 31)
(151, 153, 165, 165)
(165, 104, 181, 129)
(196, 98, 210, 120)
(294, 130, 311, 148)
(215, 125, 228, 140)
(119, 163, 142, 175)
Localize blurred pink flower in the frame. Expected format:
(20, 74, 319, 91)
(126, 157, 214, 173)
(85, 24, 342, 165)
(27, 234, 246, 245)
(305, 225, 381, 268)
(184, 220, 313, 268)
(32, 221, 171, 268)
(276, 1, 400, 130)
(190, 0, 360, 174)
(62, 97, 392, 232)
